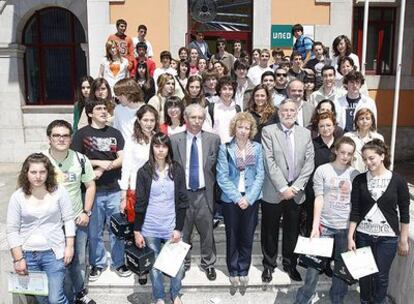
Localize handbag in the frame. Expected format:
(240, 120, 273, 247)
(298, 254, 327, 272)
(333, 255, 358, 285)
(124, 241, 155, 276)
(125, 189, 136, 223)
(110, 213, 134, 240)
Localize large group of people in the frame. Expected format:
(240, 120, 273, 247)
(6, 19, 410, 304)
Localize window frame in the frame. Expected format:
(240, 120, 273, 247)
(22, 7, 85, 105)
(353, 6, 397, 75)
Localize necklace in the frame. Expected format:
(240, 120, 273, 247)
(50, 150, 69, 168)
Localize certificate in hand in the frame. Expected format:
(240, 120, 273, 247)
(294, 235, 334, 257)
(8, 271, 48, 296)
(153, 240, 191, 277)
(341, 246, 378, 279)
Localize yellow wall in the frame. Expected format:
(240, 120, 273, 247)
(370, 90, 413, 127)
(271, 0, 330, 24)
(110, 0, 170, 65)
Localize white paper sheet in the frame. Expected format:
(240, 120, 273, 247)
(341, 246, 379, 279)
(294, 235, 334, 257)
(8, 271, 48, 296)
(153, 240, 191, 277)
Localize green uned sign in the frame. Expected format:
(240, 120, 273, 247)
(271, 25, 293, 48)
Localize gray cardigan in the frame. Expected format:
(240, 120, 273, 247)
(6, 185, 75, 259)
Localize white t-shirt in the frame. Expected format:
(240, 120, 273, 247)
(112, 103, 143, 141)
(247, 65, 273, 86)
(357, 170, 395, 236)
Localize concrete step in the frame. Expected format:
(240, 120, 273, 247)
(87, 274, 361, 303)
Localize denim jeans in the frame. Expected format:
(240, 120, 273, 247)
(64, 224, 88, 303)
(88, 190, 124, 268)
(144, 236, 184, 301)
(24, 249, 68, 304)
(295, 226, 348, 304)
(356, 232, 398, 304)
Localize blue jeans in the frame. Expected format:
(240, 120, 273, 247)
(64, 224, 88, 303)
(88, 190, 124, 268)
(356, 232, 398, 304)
(295, 226, 349, 304)
(144, 236, 184, 301)
(24, 250, 68, 304)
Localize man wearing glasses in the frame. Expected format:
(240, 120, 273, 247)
(274, 67, 289, 98)
(71, 99, 131, 281)
(210, 37, 235, 74)
(44, 120, 96, 304)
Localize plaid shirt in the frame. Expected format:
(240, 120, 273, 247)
(293, 35, 314, 60)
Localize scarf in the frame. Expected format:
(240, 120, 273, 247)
(234, 141, 255, 171)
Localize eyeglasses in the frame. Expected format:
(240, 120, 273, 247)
(276, 73, 287, 77)
(51, 134, 71, 140)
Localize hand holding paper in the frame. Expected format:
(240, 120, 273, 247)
(294, 235, 334, 257)
(153, 240, 191, 277)
(341, 246, 378, 279)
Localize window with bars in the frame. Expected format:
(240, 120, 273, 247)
(353, 6, 396, 75)
(23, 7, 87, 105)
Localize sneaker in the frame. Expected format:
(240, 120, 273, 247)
(75, 290, 96, 304)
(89, 267, 103, 282)
(115, 265, 132, 277)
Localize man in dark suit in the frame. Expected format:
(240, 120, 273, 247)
(170, 104, 220, 281)
(261, 99, 315, 282)
(287, 79, 314, 127)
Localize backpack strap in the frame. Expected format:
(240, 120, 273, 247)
(75, 151, 86, 176)
(208, 102, 215, 128)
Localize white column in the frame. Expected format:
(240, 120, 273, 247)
(86, 0, 112, 78)
(253, 0, 271, 49)
(170, 0, 188, 56)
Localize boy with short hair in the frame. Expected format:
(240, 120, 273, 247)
(153, 50, 177, 91)
(113, 78, 145, 142)
(202, 70, 219, 102)
(71, 99, 131, 281)
(45, 120, 96, 304)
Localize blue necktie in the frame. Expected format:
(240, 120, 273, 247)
(189, 136, 199, 190)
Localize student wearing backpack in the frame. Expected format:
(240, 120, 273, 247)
(203, 76, 241, 144)
(43, 120, 96, 304)
(292, 24, 314, 65)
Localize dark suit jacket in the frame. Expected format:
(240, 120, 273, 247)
(170, 131, 220, 211)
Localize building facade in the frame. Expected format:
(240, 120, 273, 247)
(0, 0, 413, 162)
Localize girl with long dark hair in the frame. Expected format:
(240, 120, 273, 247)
(133, 133, 189, 304)
(73, 76, 94, 132)
(135, 61, 156, 103)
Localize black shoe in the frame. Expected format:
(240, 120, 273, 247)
(283, 266, 302, 281)
(138, 274, 148, 285)
(115, 265, 132, 277)
(75, 289, 96, 304)
(261, 268, 272, 283)
(89, 267, 103, 282)
(184, 263, 191, 272)
(324, 263, 333, 277)
(205, 267, 217, 281)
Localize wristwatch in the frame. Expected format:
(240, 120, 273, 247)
(83, 209, 92, 217)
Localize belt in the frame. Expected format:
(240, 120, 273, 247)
(188, 187, 206, 192)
